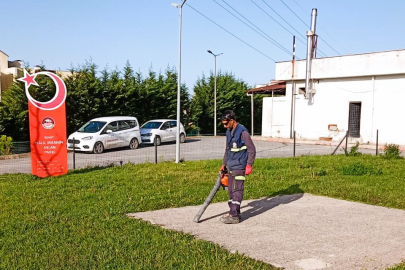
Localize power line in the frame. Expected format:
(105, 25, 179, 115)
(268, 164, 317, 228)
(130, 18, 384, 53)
(260, 0, 307, 42)
(214, 0, 292, 56)
(250, 0, 327, 58)
(291, 0, 307, 14)
(186, 3, 276, 62)
(290, 0, 348, 54)
(318, 37, 341, 56)
(279, 0, 308, 28)
(279, 0, 342, 56)
(250, 0, 306, 46)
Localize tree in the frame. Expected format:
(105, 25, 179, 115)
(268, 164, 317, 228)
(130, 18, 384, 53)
(0, 61, 191, 140)
(122, 61, 143, 122)
(190, 71, 262, 135)
(138, 66, 189, 125)
(64, 61, 102, 135)
(0, 81, 29, 140)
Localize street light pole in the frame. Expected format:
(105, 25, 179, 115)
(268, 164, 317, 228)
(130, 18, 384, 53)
(172, 0, 187, 163)
(207, 50, 223, 136)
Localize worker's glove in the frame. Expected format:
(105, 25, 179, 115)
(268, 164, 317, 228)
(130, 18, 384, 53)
(220, 164, 225, 172)
(245, 165, 253, 175)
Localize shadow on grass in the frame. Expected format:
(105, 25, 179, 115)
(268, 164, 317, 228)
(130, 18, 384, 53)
(68, 165, 113, 175)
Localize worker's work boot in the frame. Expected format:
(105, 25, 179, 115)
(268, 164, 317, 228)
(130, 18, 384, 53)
(219, 214, 241, 224)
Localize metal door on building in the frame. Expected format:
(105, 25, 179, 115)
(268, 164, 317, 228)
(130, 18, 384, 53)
(348, 102, 361, 138)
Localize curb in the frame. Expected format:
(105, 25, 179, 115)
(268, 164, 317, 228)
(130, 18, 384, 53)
(1, 137, 404, 160)
(0, 153, 30, 160)
(251, 136, 405, 151)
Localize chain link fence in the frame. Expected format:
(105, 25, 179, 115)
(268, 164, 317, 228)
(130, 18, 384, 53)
(0, 134, 391, 175)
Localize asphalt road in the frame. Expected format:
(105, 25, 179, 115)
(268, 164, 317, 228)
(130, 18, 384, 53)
(0, 136, 377, 175)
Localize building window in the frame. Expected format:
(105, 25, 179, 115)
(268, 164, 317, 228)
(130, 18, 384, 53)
(348, 102, 361, 138)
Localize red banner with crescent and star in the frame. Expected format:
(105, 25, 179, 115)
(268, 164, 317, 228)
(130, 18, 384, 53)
(18, 70, 68, 177)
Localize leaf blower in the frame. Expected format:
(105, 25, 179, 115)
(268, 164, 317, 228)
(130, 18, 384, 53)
(193, 168, 228, 223)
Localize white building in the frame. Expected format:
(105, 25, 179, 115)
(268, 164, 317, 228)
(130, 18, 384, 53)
(259, 49, 405, 145)
(0, 50, 23, 101)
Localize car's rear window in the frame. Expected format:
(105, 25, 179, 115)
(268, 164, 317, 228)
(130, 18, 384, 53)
(78, 121, 107, 133)
(128, 120, 138, 128)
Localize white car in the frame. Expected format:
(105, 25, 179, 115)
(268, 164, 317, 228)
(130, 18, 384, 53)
(67, 116, 141, 154)
(141, 119, 186, 146)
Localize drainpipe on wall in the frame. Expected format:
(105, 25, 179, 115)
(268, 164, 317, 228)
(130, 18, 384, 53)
(250, 92, 254, 135)
(0, 64, 2, 102)
(305, 9, 317, 100)
(305, 31, 313, 99)
(370, 76, 375, 143)
(271, 90, 274, 137)
(246, 92, 254, 135)
(290, 36, 296, 138)
(310, 8, 317, 57)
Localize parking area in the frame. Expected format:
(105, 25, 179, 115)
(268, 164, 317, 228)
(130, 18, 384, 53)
(0, 136, 379, 175)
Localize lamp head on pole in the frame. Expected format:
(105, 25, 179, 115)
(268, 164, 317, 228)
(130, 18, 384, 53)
(207, 50, 223, 57)
(171, 0, 187, 8)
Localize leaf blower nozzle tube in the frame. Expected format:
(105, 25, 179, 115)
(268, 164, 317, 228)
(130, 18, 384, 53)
(193, 171, 223, 223)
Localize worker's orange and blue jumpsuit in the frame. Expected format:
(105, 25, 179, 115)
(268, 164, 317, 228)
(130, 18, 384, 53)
(223, 123, 256, 217)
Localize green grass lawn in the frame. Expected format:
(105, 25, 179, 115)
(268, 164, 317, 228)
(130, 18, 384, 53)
(1, 155, 405, 269)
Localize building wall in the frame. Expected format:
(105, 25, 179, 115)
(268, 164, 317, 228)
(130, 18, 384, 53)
(0, 51, 22, 101)
(0, 51, 8, 72)
(276, 49, 405, 80)
(262, 49, 405, 145)
(0, 51, 8, 101)
(267, 75, 405, 145)
(291, 77, 375, 142)
(262, 96, 290, 137)
(373, 75, 405, 144)
(0, 73, 14, 94)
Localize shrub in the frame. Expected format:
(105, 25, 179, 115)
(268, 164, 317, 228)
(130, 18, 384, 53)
(315, 167, 327, 176)
(342, 162, 382, 176)
(309, 167, 327, 178)
(382, 144, 403, 159)
(343, 141, 362, 157)
(0, 135, 13, 155)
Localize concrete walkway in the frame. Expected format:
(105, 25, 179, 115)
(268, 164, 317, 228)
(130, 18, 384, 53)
(251, 136, 405, 152)
(128, 194, 405, 270)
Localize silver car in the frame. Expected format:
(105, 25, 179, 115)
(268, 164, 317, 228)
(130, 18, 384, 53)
(140, 119, 186, 146)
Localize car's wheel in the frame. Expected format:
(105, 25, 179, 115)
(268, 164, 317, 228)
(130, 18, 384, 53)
(180, 133, 186, 143)
(129, 138, 139, 149)
(154, 136, 161, 146)
(93, 142, 104, 154)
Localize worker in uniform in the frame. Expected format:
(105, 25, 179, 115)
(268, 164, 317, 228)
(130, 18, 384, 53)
(220, 110, 256, 224)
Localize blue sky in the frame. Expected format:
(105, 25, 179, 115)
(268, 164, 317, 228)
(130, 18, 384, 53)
(1, 1, 404, 94)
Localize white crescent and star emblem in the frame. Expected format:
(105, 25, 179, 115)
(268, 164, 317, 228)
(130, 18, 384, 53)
(18, 69, 67, 111)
